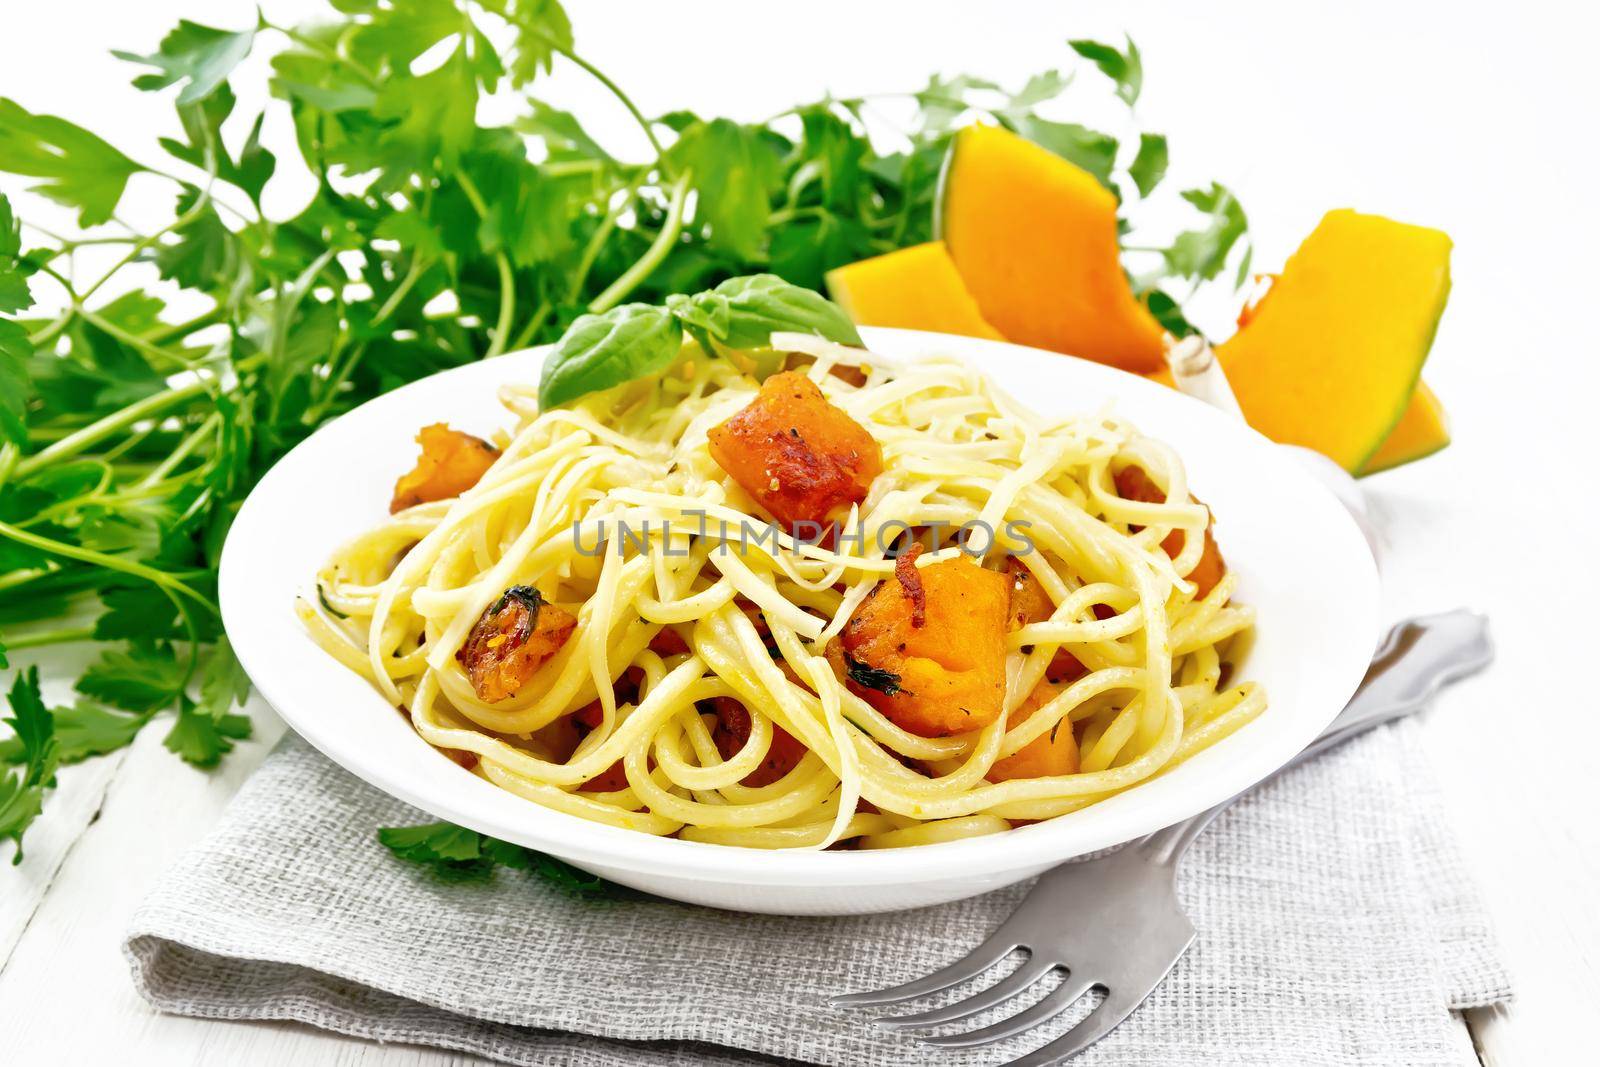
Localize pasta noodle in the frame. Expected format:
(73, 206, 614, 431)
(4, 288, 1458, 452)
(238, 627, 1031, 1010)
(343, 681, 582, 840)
(304, 335, 1266, 850)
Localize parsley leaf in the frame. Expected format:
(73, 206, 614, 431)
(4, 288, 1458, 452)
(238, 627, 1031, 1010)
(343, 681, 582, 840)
(163, 639, 251, 767)
(668, 119, 783, 259)
(77, 643, 188, 714)
(1010, 118, 1119, 190)
(0, 99, 143, 226)
(1129, 133, 1169, 198)
(113, 20, 256, 106)
(94, 584, 183, 643)
(0, 699, 151, 766)
(0, 668, 60, 863)
(0, 223, 33, 442)
(1143, 289, 1202, 338)
(1162, 182, 1251, 283)
(0, 193, 33, 315)
(378, 821, 485, 865)
(1069, 36, 1143, 107)
(162, 698, 251, 767)
(483, 0, 575, 86)
(379, 820, 619, 898)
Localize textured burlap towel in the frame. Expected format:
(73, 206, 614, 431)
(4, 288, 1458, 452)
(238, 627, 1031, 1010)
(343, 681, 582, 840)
(124, 720, 1509, 1065)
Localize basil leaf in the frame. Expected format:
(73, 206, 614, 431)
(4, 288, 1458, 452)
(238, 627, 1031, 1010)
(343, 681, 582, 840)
(538, 303, 683, 410)
(697, 273, 863, 350)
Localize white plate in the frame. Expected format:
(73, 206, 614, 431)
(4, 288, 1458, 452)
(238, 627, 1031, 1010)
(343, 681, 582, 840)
(220, 327, 1380, 915)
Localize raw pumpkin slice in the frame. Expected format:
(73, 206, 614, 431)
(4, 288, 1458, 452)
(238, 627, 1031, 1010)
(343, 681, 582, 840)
(824, 241, 1004, 341)
(1361, 380, 1450, 474)
(936, 124, 1167, 373)
(1216, 208, 1452, 473)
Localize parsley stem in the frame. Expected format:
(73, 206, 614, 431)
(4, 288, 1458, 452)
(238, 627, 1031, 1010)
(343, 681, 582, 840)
(79, 309, 203, 372)
(454, 173, 516, 361)
(268, 23, 380, 87)
(78, 179, 215, 305)
(0, 519, 214, 612)
(566, 170, 648, 304)
(549, 42, 664, 159)
(0, 564, 55, 594)
(0, 443, 17, 491)
(485, 253, 516, 360)
(27, 310, 74, 348)
(373, 257, 427, 325)
(13, 355, 264, 481)
(146, 305, 224, 345)
(588, 171, 690, 314)
(509, 302, 552, 351)
(139, 412, 219, 487)
(304, 257, 425, 422)
(2, 627, 95, 652)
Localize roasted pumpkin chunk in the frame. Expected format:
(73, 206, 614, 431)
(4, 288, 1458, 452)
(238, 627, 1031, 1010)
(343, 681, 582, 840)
(987, 677, 1081, 782)
(707, 370, 882, 530)
(456, 586, 577, 703)
(1113, 466, 1226, 598)
(391, 423, 501, 514)
(568, 701, 630, 792)
(1006, 557, 1087, 682)
(708, 696, 807, 786)
(839, 554, 1010, 737)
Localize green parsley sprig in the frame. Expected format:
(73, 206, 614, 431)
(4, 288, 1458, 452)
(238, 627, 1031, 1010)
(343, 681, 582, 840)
(0, 1, 1250, 862)
(378, 820, 621, 898)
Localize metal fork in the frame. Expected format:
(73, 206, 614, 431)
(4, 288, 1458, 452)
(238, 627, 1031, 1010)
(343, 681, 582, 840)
(831, 609, 1493, 1064)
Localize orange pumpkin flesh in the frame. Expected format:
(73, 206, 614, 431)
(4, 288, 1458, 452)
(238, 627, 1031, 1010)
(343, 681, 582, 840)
(937, 124, 1167, 373)
(1215, 208, 1452, 473)
(825, 241, 1004, 341)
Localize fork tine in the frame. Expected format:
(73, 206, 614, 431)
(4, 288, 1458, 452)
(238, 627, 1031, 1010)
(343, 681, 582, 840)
(1003, 990, 1141, 1066)
(828, 927, 1024, 1008)
(872, 957, 1056, 1030)
(917, 974, 1096, 1049)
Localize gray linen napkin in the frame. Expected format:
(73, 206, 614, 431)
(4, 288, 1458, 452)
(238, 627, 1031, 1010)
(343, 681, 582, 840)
(124, 720, 1510, 1066)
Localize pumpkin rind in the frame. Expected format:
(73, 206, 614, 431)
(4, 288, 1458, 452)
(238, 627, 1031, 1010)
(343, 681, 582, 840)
(1360, 380, 1451, 475)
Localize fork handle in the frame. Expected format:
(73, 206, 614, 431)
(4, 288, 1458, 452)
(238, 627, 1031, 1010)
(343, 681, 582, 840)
(1139, 609, 1493, 866)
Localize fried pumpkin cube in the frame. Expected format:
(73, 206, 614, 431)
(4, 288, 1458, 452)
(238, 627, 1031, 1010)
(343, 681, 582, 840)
(1005, 557, 1087, 683)
(987, 678, 1081, 782)
(390, 423, 501, 514)
(1114, 465, 1226, 598)
(455, 586, 577, 703)
(708, 696, 807, 786)
(839, 554, 1010, 737)
(706, 371, 882, 529)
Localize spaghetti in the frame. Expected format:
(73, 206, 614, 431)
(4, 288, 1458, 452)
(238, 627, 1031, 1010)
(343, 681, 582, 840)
(301, 334, 1264, 850)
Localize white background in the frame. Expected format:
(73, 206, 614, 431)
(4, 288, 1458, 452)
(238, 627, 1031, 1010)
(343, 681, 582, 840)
(3, 1, 1598, 1063)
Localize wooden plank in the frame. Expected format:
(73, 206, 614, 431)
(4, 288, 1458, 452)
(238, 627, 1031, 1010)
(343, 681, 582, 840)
(0, 752, 129, 966)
